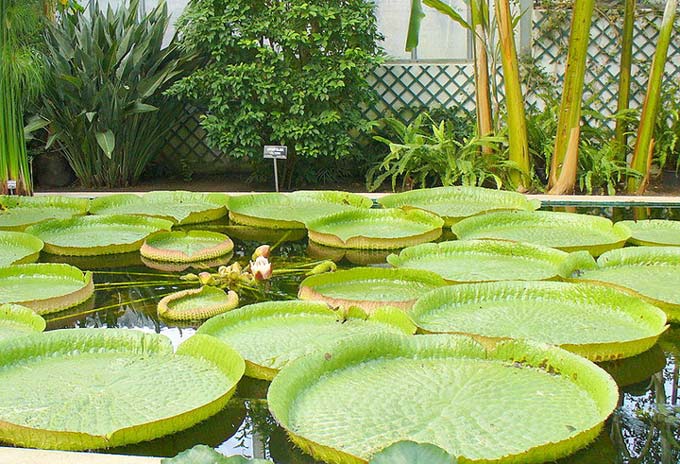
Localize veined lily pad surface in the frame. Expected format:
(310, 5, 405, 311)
(452, 210, 630, 255)
(306, 208, 444, 249)
(141, 230, 234, 263)
(158, 286, 239, 321)
(0, 304, 45, 341)
(0, 263, 94, 314)
(378, 186, 540, 225)
(228, 191, 373, 229)
(0, 195, 89, 231)
(387, 240, 570, 282)
(26, 215, 173, 256)
(197, 301, 416, 380)
(618, 219, 680, 246)
(565, 246, 680, 322)
(410, 281, 667, 361)
(89, 191, 230, 224)
(0, 329, 244, 450)
(0, 230, 44, 266)
(268, 334, 618, 464)
(298, 267, 447, 312)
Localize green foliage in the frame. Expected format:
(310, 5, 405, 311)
(369, 440, 457, 464)
(162, 444, 272, 463)
(40, 0, 197, 188)
(653, 79, 680, 173)
(169, 0, 383, 185)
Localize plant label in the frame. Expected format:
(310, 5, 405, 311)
(263, 145, 288, 159)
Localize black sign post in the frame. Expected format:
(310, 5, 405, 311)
(263, 145, 288, 192)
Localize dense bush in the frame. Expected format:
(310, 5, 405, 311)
(170, 0, 383, 187)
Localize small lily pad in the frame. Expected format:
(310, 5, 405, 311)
(158, 286, 239, 321)
(370, 441, 457, 464)
(0, 304, 46, 341)
(0, 230, 44, 266)
(618, 219, 680, 246)
(141, 231, 234, 263)
(162, 445, 272, 463)
(0, 195, 89, 231)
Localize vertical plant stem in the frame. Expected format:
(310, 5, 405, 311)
(614, 0, 635, 160)
(495, 0, 530, 190)
(627, 0, 677, 193)
(470, 0, 493, 146)
(548, 0, 595, 192)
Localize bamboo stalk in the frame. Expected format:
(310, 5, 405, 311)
(614, 0, 635, 160)
(470, 0, 493, 145)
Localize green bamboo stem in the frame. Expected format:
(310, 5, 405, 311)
(548, 0, 595, 193)
(495, 0, 530, 190)
(470, 0, 493, 144)
(614, 0, 635, 160)
(627, 0, 677, 193)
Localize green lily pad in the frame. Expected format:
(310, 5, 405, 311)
(162, 445, 272, 463)
(141, 254, 233, 274)
(0, 230, 44, 266)
(598, 344, 666, 387)
(307, 241, 393, 265)
(223, 225, 307, 244)
(268, 333, 618, 464)
(298, 267, 447, 313)
(307, 208, 444, 249)
(618, 219, 680, 246)
(228, 191, 373, 229)
(90, 191, 230, 225)
(0, 304, 46, 341)
(26, 214, 173, 256)
(452, 211, 630, 255)
(410, 281, 667, 361)
(378, 186, 540, 226)
(0, 329, 244, 450)
(564, 246, 680, 322)
(370, 441, 456, 464)
(197, 300, 416, 380)
(0, 263, 94, 314)
(0, 195, 89, 231)
(141, 231, 234, 263)
(158, 286, 239, 321)
(387, 240, 571, 283)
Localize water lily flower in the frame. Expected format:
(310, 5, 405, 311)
(250, 256, 273, 281)
(306, 260, 337, 275)
(198, 271, 215, 286)
(252, 244, 271, 260)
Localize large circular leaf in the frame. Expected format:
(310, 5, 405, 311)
(141, 230, 234, 263)
(26, 215, 173, 256)
(378, 186, 540, 226)
(452, 211, 630, 255)
(268, 334, 618, 464)
(0, 263, 94, 314)
(307, 241, 393, 265)
(306, 208, 444, 249)
(0, 329, 244, 450)
(90, 191, 229, 225)
(0, 304, 45, 341)
(197, 300, 416, 380)
(0, 195, 89, 231)
(228, 191, 373, 229)
(0, 230, 44, 266)
(410, 281, 667, 361)
(387, 240, 570, 282)
(298, 267, 447, 312)
(158, 286, 239, 321)
(618, 219, 680, 246)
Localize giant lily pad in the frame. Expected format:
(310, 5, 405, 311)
(378, 186, 540, 226)
(26, 215, 173, 256)
(141, 231, 234, 263)
(197, 300, 416, 380)
(410, 281, 667, 361)
(158, 286, 239, 321)
(0, 304, 45, 341)
(228, 191, 373, 229)
(0, 230, 44, 266)
(564, 246, 680, 322)
(0, 329, 244, 450)
(306, 208, 444, 249)
(298, 267, 447, 312)
(89, 191, 229, 225)
(452, 211, 630, 255)
(387, 240, 571, 282)
(618, 219, 680, 246)
(268, 333, 618, 464)
(0, 195, 89, 231)
(0, 263, 94, 314)
(307, 241, 393, 265)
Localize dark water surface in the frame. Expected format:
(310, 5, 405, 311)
(33, 206, 680, 463)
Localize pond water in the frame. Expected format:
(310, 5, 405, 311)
(29, 205, 680, 463)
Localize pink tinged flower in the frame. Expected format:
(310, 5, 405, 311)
(250, 256, 273, 281)
(252, 244, 271, 260)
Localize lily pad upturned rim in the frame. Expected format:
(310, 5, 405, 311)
(141, 230, 234, 263)
(618, 219, 680, 246)
(0, 304, 46, 338)
(298, 267, 447, 312)
(198, 300, 416, 380)
(268, 333, 619, 464)
(0, 329, 245, 450)
(25, 214, 174, 256)
(0, 263, 94, 315)
(378, 186, 541, 225)
(306, 208, 444, 250)
(387, 239, 569, 283)
(158, 286, 239, 321)
(409, 280, 668, 361)
(0, 195, 90, 231)
(0, 230, 44, 266)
